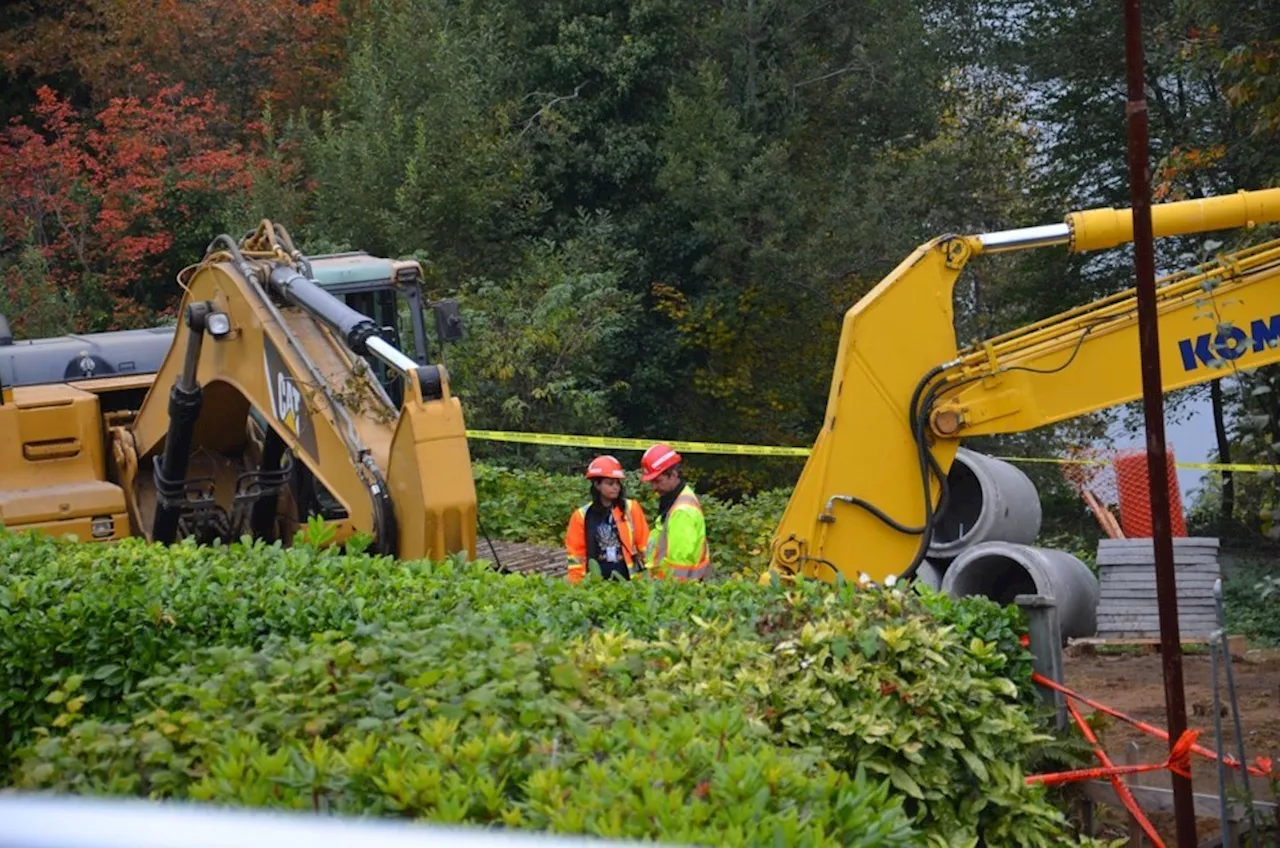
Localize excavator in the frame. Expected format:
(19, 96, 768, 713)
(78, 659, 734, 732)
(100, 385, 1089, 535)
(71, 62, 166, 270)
(0, 222, 476, 561)
(3, 190, 1280, 589)
(768, 185, 1280, 589)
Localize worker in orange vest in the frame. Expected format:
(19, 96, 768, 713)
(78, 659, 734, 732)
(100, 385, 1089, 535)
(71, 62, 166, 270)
(564, 455, 650, 583)
(638, 443, 711, 581)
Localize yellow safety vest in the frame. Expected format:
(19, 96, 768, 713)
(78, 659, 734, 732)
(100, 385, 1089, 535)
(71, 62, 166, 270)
(645, 484, 711, 581)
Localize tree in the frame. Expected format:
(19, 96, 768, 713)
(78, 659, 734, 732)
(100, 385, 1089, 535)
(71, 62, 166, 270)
(0, 0, 355, 125)
(0, 83, 278, 332)
(298, 0, 532, 289)
(446, 213, 641, 454)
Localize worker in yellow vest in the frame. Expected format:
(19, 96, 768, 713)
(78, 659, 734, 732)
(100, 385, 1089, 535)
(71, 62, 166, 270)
(638, 443, 711, 581)
(564, 455, 650, 583)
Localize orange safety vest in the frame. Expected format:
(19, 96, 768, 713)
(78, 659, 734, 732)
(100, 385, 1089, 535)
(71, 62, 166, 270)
(644, 484, 711, 582)
(564, 498, 650, 583)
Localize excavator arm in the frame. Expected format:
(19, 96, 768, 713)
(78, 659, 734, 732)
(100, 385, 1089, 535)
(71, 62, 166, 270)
(110, 223, 477, 561)
(770, 188, 1280, 586)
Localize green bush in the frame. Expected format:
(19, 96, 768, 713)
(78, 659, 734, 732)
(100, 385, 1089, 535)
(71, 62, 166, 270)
(0, 527, 1115, 845)
(16, 626, 917, 846)
(0, 528, 778, 764)
(1222, 553, 1280, 647)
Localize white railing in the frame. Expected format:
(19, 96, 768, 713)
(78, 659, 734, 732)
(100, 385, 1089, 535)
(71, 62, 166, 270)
(0, 794, 645, 848)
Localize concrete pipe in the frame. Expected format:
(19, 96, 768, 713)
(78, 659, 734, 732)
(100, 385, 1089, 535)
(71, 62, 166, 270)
(914, 560, 945, 591)
(940, 541, 1099, 639)
(929, 448, 1042, 560)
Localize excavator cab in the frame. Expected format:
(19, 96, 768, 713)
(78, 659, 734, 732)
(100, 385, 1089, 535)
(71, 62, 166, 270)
(307, 253, 463, 408)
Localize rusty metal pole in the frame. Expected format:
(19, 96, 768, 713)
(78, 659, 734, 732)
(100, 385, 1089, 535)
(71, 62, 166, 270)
(1122, 0, 1198, 844)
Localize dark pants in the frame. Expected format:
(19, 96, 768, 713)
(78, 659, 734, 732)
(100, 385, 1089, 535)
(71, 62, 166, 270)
(599, 560, 630, 580)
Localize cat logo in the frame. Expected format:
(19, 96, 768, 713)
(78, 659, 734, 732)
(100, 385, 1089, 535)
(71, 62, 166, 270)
(275, 370, 303, 434)
(263, 335, 319, 460)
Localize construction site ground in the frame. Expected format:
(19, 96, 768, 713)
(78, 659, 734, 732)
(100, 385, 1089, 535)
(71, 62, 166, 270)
(483, 540, 1279, 842)
(1064, 644, 1280, 844)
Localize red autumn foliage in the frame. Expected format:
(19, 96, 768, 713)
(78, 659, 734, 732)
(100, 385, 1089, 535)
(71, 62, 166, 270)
(0, 82, 277, 330)
(0, 0, 359, 124)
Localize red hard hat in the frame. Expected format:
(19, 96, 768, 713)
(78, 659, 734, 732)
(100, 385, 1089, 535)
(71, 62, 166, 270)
(585, 455, 625, 480)
(640, 443, 682, 481)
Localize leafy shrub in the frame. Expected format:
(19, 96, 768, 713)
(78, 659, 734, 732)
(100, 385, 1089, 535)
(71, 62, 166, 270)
(1221, 553, 1280, 647)
(0, 528, 774, 763)
(17, 626, 917, 847)
(0, 527, 1113, 845)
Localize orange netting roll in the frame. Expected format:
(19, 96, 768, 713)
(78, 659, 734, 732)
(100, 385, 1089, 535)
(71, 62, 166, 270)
(1061, 445, 1188, 538)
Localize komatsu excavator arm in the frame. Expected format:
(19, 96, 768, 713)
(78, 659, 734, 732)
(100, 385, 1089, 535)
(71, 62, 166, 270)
(771, 188, 1280, 586)
(109, 222, 477, 560)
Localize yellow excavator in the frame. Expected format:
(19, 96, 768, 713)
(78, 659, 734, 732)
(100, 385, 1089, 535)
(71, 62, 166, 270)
(0, 222, 476, 561)
(769, 186, 1280, 589)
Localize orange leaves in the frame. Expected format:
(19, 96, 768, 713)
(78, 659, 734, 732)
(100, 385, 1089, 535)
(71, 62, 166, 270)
(1152, 143, 1228, 201)
(0, 84, 272, 329)
(0, 0, 354, 122)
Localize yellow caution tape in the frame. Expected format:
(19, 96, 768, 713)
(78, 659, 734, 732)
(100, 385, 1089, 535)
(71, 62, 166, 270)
(465, 430, 1280, 473)
(992, 455, 1280, 474)
(465, 429, 810, 457)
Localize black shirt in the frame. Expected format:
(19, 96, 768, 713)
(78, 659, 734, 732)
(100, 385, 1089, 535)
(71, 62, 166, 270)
(584, 502, 631, 580)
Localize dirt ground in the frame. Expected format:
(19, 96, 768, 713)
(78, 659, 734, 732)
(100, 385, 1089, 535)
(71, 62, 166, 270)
(1061, 644, 1280, 844)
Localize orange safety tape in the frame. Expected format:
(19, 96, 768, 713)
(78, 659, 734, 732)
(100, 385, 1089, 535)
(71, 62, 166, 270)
(1025, 729, 1197, 787)
(1068, 699, 1167, 848)
(1031, 672, 1269, 779)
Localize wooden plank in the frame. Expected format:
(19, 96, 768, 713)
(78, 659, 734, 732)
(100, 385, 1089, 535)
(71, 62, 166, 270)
(1100, 548, 1218, 555)
(1098, 567, 1221, 574)
(1097, 608, 1219, 617)
(1068, 635, 1247, 655)
(1096, 582, 1219, 592)
(1079, 780, 1276, 821)
(1095, 600, 1219, 607)
(1099, 570, 1222, 578)
(1096, 588, 1217, 595)
(1095, 614, 1222, 624)
(1090, 625, 1218, 637)
(1096, 620, 1221, 630)
(1098, 582, 1221, 590)
(1096, 563, 1220, 571)
(1097, 625, 1218, 633)
(1096, 604, 1220, 613)
(1096, 589, 1217, 596)
(1096, 612, 1222, 622)
(1096, 618, 1220, 625)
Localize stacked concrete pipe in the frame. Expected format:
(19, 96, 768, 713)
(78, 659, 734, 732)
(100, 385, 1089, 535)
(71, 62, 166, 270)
(918, 448, 1099, 640)
(940, 542, 1100, 639)
(928, 448, 1043, 559)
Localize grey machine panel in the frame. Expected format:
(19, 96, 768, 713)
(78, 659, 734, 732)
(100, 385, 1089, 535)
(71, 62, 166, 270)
(0, 326, 176, 387)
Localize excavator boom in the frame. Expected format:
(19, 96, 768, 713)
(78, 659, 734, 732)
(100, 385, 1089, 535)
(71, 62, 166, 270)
(771, 188, 1280, 585)
(931, 237, 1280, 437)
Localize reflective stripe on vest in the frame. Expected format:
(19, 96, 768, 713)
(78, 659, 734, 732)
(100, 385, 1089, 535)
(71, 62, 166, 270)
(648, 486, 710, 581)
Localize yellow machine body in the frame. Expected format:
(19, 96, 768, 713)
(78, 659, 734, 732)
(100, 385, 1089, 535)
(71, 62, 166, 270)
(770, 188, 1280, 585)
(0, 224, 477, 562)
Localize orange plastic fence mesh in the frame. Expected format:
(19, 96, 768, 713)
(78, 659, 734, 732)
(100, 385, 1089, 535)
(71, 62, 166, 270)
(1062, 445, 1188, 537)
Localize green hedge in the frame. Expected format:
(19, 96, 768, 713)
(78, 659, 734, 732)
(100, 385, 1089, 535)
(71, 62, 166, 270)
(1, 528, 1107, 845)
